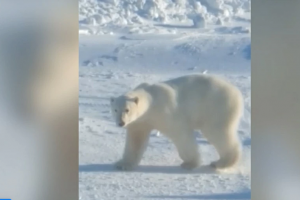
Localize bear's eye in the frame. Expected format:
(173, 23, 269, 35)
(125, 109, 129, 113)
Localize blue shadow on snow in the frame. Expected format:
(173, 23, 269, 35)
(79, 163, 217, 174)
(243, 44, 251, 60)
(146, 191, 251, 199)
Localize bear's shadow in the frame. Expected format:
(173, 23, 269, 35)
(79, 164, 218, 174)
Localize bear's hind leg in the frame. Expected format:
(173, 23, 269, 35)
(202, 126, 242, 170)
(115, 125, 151, 171)
(170, 129, 201, 170)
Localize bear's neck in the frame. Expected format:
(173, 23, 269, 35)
(128, 89, 151, 119)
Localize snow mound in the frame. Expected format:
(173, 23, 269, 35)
(79, 0, 251, 34)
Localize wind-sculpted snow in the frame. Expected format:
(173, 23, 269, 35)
(79, 0, 251, 35)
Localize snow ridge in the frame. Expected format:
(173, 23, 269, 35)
(79, 0, 250, 34)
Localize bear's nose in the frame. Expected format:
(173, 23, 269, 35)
(119, 121, 125, 127)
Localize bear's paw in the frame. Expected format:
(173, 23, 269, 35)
(114, 159, 136, 171)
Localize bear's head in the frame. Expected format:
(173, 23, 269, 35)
(110, 95, 139, 127)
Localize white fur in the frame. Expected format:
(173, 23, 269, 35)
(110, 74, 243, 171)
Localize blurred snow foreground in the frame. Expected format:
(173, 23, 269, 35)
(0, 2, 78, 200)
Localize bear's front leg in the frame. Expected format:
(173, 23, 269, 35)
(115, 125, 151, 171)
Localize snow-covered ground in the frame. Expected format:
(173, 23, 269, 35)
(79, 0, 250, 35)
(79, 0, 251, 199)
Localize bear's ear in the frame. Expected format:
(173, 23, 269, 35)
(110, 97, 114, 103)
(133, 97, 139, 104)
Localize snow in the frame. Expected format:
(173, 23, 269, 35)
(79, 0, 251, 199)
(79, 0, 250, 35)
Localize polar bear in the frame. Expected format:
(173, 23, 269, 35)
(110, 74, 243, 171)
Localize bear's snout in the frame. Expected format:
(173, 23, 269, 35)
(118, 121, 125, 127)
